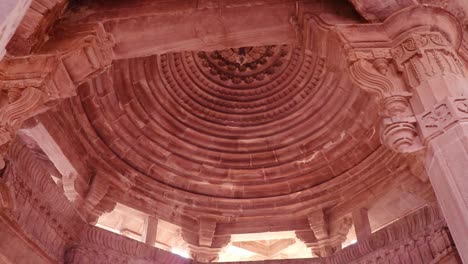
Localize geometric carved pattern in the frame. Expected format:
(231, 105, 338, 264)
(417, 97, 468, 142)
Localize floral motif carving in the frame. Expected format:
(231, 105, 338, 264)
(196, 45, 290, 84)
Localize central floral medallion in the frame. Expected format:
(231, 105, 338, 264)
(197, 45, 289, 84)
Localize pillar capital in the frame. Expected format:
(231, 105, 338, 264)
(296, 210, 352, 257)
(336, 6, 468, 263)
(339, 5, 464, 153)
(181, 216, 230, 262)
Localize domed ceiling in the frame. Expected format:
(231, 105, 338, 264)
(57, 41, 398, 223)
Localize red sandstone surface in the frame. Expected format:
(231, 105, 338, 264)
(0, 0, 467, 263)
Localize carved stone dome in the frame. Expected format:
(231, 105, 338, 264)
(70, 42, 385, 206)
(1, 0, 463, 263)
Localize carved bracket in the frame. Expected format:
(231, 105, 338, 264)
(307, 209, 328, 240)
(199, 216, 217, 247)
(297, 213, 352, 257)
(181, 217, 230, 263)
(348, 49, 424, 153)
(75, 174, 116, 224)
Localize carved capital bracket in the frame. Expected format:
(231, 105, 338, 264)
(199, 216, 217, 247)
(339, 5, 464, 153)
(307, 209, 328, 240)
(348, 49, 396, 97)
(181, 217, 230, 263)
(0, 22, 115, 163)
(296, 211, 352, 257)
(348, 49, 423, 153)
(74, 173, 116, 224)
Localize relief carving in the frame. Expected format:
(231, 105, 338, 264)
(348, 49, 423, 153)
(417, 97, 468, 142)
(392, 32, 465, 88)
(196, 45, 290, 85)
(0, 87, 44, 157)
(421, 104, 452, 129)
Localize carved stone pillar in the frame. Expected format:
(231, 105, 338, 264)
(339, 6, 468, 263)
(296, 210, 352, 257)
(182, 217, 230, 262)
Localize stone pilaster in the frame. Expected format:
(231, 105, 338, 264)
(338, 5, 468, 262)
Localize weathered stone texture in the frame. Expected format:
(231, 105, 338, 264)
(0, 0, 467, 263)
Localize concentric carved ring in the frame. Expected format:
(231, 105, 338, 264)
(59, 44, 397, 220)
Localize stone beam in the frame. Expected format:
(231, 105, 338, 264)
(18, 121, 86, 202)
(65, 1, 297, 59)
(347, 0, 417, 22)
(347, 0, 468, 24)
(232, 239, 295, 258)
(0, 0, 32, 60)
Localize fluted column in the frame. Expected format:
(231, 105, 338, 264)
(338, 6, 468, 262)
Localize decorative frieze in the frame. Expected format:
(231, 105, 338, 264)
(392, 32, 465, 88)
(0, 141, 85, 262)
